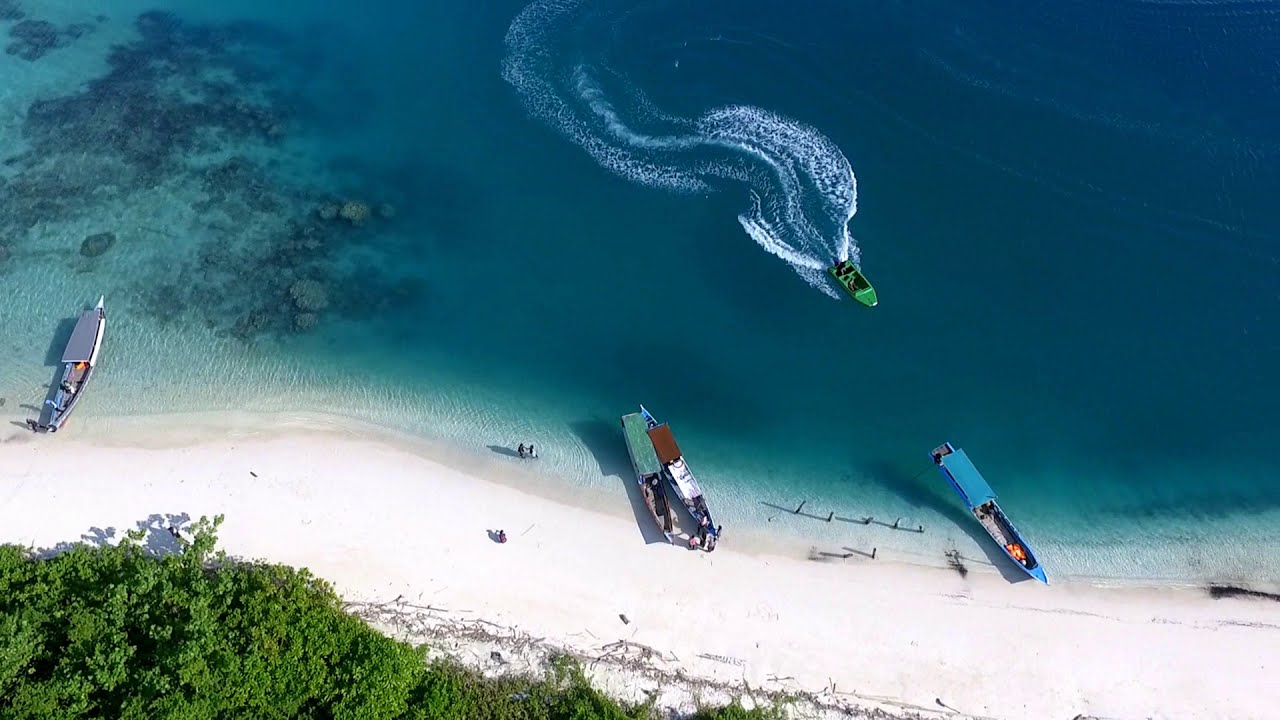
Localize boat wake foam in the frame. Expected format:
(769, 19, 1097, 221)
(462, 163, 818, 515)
(503, 0, 861, 298)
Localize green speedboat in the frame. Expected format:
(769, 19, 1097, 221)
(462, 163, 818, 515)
(828, 260, 878, 307)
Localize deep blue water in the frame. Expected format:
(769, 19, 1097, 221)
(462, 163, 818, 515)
(2, 0, 1277, 581)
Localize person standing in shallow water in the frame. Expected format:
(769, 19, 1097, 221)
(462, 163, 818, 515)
(517, 443, 526, 458)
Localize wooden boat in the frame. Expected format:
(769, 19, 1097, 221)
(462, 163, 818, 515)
(38, 297, 106, 433)
(828, 260, 878, 307)
(621, 411, 674, 543)
(931, 442, 1047, 583)
(640, 405, 720, 551)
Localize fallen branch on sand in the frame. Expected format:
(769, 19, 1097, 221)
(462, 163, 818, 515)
(697, 652, 746, 668)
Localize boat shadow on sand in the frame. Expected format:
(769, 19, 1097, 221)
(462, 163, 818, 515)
(568, 418, 674, 546)
(869, 460, 1034, 584)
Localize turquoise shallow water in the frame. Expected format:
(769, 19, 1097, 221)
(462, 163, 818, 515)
(1, 0, 1277, 583)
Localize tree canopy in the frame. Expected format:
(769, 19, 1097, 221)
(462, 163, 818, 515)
(0, 516, 779, 720)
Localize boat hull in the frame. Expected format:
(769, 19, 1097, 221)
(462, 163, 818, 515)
(828, 261, 878, 307)
(973, 502, 1047, 584)
(43, 365, 96, 431)
(640, 475, 674, 543)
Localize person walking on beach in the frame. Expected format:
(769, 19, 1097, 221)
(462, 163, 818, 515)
(498, 529, 508, 544)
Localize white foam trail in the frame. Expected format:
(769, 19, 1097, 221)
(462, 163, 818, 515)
(503, 0, 866, 296)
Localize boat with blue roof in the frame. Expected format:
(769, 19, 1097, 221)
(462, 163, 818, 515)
(931, 441, 1047, 583)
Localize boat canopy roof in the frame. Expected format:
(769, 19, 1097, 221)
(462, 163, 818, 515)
(61, 310, 102, 363)
(622, 413, 663, 476)
(944, 448, 997, 507)
(646, 423, 683, 465)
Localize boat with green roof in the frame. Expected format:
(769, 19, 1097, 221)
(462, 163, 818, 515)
(621, 410, 674, 543)
(828, 260, 878, 307)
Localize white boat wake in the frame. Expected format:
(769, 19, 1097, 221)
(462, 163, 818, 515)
(502, 0, 863, 298)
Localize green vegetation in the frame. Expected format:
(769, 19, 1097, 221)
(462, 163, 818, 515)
(0, 516, 784, 719)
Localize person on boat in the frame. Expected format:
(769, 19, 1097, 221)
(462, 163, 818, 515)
(498, 530, 508, 543)
(517, 443, 526, 458)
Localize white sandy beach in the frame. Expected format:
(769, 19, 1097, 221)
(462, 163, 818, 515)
(1, 416, 1277, 720)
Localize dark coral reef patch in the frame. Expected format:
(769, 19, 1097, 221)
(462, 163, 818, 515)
(5, 17, 91, 61)
(0, 0, 26, 22)
(2, 10, 417, 342)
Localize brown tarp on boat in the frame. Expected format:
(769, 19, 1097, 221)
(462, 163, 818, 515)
(647, 423, 682, 465)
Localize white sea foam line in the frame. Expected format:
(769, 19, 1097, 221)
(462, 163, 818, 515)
(574, 69, 854, 291)
(571, 70, 837, 274)
(503, 0, 866, 295)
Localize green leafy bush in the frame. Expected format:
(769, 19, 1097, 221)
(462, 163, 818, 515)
(0, 517, 779, 720)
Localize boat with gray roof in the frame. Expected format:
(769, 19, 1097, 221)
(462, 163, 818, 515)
(36, 297, 105, 433)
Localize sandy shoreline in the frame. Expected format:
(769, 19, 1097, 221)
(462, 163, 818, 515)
(1, 417, 1277, 719)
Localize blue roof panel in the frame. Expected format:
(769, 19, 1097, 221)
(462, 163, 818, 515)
(944, 449, 998, 507)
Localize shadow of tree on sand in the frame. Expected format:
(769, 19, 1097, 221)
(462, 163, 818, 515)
(27, 512, 194, 560)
